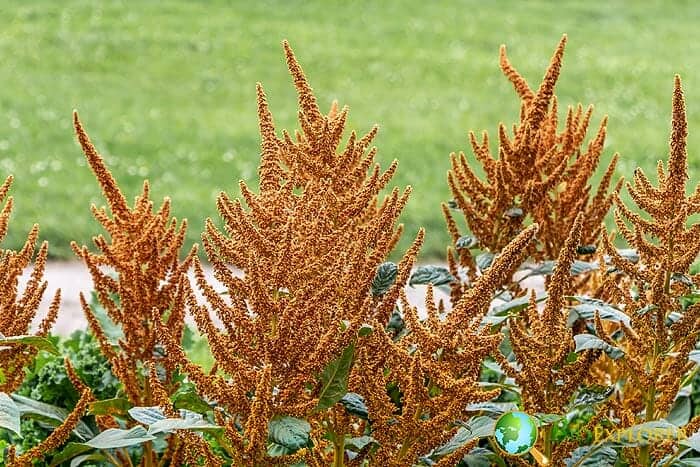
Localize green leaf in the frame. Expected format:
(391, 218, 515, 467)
(148, 409, 220, 435)
(89, 397, 132, 418)
(475, 252, 495, 272)
(567, 296, 631, 327)
(11, 394, 94, 440)
(564, 445, 617, 466)
(465, 401, 518, 415)
(521, 260, 598, 278)
(457, 447, 494, 467)
(570, 261, 599, 275)
(681, 431, 700, 452)
(455, 235, 478, 249)
(573, 334, 624, 360)
(315, 343, 355, 411)
(426, 416, 495, 461)
(49, 443, 93, 466)
(577, 245, 597, 255)
(172, 382, 212, 413)
(572, 385, 615, 408)
(504, 206, 524, 218)
(358, 324, 373, 337)
(671, 458, 700, 467)
(340, 393, 368, 420)
(345, 435, 376, 452)
(0, 335, 59, 355)
(409, 265, 455, 287)
(636, 304, 659, 317)
(89, 291, 123, 343)
(70, 453, 107, 467)
(371, 262, 398, 296)
(484, 292, 548, 325)
(0, 392, 20, 435)
(667, 396, 692, 426)
(672, 273, 694, 287)
(128, 406, 166, 425)
(267, 416, 311, 456)
(83, 426, 156, 449)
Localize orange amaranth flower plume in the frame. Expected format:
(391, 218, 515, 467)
(444, 34, 621, 299)
(156, 40, 420, 464)
(0, 175, 60, 393)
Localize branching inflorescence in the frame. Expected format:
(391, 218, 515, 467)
(444, 35, 621, 300)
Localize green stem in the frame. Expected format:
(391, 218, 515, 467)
(333, 431, 345, 467)
(639, 386, 656, 467)
(542, 424, 553, 462)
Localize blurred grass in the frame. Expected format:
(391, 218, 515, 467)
(0, 1, 699, 260)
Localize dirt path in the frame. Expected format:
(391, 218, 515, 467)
(29, 262, 450, 335)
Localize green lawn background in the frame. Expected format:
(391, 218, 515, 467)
(0, 0, 698, 260)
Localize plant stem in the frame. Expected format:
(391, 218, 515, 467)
(639, 385, 656, 467)
(542, 423, 553, 463)
(333, 431, 345, 467)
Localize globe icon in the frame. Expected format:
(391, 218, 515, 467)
(493, 411, 538, 455)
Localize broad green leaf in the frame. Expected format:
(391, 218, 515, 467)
(577, 245, 597, 255)
(358, 324, 373, 337)
(83, 426, 155, 449)
(89, 291, 123, 343)
(11, 394, 94, 440)
(148, 409, 220, 435)
(475, 252, 495, 272)
(456, 447, 494, 467)
(89, 397, 132, 418)
(267, 416, 311, 456)
(387, 310, 405, 335)
(371, 262, 398, 296)
(49, 443, 93, 466)
(484, 292, 548, 325)
(344, 435, 376, 452)
(680, 431, 700, 452)
(315, 343, 355, 411)
(340, 392, 368, 420)
(573, 334, 624, 360)
(572, 385, 614, 408)
(0, 335, 59, 355)
(171, 383, 212, 413)
(0, 392, 20, 435)
(667, 396, 692, 426)
(564, 445, 617, 467)
(455, 235, 478, 249)
(409, 265, 455, 287)
(426, 416, 495, 461)
(70, 453, 107, 467)
(504, 206, 524, 218)
(690, 350, 700, 365)
(128, 406, 166, 425)
(671, 459, 700, 467)
(570, 260, 599, 275)
(521, 260, 598, 278)
(465, 401, 518, 415)
(566, 296, 631, 327)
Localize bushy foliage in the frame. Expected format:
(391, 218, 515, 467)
(4, 36, 700, 467)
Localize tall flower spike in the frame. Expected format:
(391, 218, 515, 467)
(0, 175, 60, 394)
(595, 77, 700, 458)
(445, 35, 620, 300)
(498, 214, 599, 414)
(353, 225, 537, 464)
(70, 112, 197, 462)
(166, 40, 419, 463)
